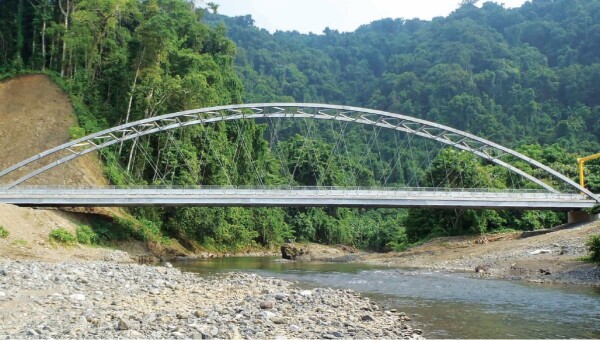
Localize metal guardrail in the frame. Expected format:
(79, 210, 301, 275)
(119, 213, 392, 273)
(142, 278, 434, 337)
(0, 185, 590, 201)
(0, 186, 590, 202)
(0, 184, 565, 193)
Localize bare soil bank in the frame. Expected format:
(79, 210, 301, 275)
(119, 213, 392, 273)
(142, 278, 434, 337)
(0, 74, 108, 187)
(355, 221, 600, 285)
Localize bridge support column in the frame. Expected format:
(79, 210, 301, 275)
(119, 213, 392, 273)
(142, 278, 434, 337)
(568, 211, 600, 224)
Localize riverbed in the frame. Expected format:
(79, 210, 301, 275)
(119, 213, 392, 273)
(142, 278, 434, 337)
(175, 256, 600, 339)
(0, 259, 419, 339)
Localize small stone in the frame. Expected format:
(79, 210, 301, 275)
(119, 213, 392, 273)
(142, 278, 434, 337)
(194, 310, 206, 318)
(259, 301, 275, 309)
(190, 331, 203, 339)
(332, 331, 344, 338)
(164, 262, 173, 268)
(70, 293, 85, 302)
(129, 330, 143, 338)
(261, 310, 276, 319)
(118, 317, 131, 331)
(176, 312, 189, 319)
(299, 290, 312, 297)
(28, 329, 39, 336)
(275, 293, 288, 301)
(271, 317, 286, 324)
(289, 324, 301, 332)
(209, 326, 219, 336)
(0, 291, 6, 297)
(361, 315, 374, 322)
(322, 334, 336, 339)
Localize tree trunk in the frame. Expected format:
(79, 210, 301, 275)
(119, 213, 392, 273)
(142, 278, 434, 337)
(119, 64, 141, 155)
(58, 0, 71, 77)
(41, 20, 46, 71)
(15, 0, 24, 66)
(126, 137, 138, 174)
(31, 26, 37, 68)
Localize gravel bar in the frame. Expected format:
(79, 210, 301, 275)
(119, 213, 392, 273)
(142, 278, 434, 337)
(0, 259, 423, 339)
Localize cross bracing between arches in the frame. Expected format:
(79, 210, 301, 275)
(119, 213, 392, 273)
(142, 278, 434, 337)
(0, 103, 598, 203)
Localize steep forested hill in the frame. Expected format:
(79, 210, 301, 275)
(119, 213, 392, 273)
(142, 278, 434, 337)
(207, 0, 600, 152)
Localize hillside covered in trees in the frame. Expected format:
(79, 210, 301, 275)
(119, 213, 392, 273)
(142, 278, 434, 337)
(0, 0, 599, 253)
(209, 0, 600, 152)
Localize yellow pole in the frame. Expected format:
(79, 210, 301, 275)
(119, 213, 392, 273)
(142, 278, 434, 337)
(578, 153, 600, 189)
(578, 158, 585, 188)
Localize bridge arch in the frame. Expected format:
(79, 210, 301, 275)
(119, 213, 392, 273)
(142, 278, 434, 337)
(1, 103, 598, 203)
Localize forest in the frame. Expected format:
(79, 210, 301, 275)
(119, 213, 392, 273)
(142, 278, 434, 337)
(0, 0, 599, 252)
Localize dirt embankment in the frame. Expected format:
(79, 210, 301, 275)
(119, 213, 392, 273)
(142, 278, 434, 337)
(0, 75, 136, 262)
(356, 221, 600, 285)
(0, 74, 108, 187)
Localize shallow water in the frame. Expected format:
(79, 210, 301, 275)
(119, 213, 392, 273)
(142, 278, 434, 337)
(175, 256, 600, 338)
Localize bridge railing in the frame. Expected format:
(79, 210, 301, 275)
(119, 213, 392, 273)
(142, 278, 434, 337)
(0, 184, 553, 192)
(0, 185, 591, 201)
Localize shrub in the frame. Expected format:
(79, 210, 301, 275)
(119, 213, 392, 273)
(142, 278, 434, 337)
(586, 235, 600, 264)
(0, 225, 9, 238)
(76, 225, 98, 245)
(587, 204, 600, 215)
(49, 228, 76, 245)
(69, 126, 86, 140)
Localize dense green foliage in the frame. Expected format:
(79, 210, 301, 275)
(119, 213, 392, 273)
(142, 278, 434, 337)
(76, 225, 99, 245)
(1, 0, 599, 252)
(49, 227, 76, 245)
(586, 234, 600, 264)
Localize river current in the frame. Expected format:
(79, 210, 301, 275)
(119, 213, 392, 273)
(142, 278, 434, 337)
(175, 256, 600, 338)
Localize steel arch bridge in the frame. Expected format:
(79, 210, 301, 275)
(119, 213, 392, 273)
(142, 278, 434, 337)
(0, 103, 598, 208)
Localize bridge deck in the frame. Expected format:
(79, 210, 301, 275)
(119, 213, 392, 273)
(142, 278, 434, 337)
(0, 188, 594, 210)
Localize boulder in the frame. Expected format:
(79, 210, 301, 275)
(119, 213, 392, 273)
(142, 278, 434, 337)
(281, 243, 308, 260)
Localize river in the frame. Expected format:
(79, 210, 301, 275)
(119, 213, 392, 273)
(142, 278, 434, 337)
(175, 256, 600, 339)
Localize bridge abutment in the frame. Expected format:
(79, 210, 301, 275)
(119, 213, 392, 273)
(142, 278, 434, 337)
(568, 210, 600, 224)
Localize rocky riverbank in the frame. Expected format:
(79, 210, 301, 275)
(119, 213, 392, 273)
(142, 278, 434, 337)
(358, 221, 600, 286)
(0, 259, 422, 339)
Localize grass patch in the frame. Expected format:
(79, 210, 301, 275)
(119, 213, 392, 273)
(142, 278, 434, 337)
(0, 225, 9, 238)
(49, 228, 76, 245)
(12, 239, 27, 246)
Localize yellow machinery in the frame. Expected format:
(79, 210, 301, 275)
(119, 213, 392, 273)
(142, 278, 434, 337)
(577, 152, 600, 188)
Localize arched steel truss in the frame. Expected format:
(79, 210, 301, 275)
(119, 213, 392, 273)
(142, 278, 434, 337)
(1, 103, 599, 203)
